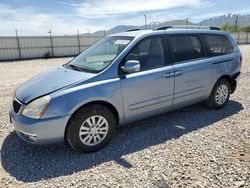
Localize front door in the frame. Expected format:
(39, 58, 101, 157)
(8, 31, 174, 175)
(120, 36, 175, 122)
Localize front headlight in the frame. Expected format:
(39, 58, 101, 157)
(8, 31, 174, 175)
(22, 95, 51, 119)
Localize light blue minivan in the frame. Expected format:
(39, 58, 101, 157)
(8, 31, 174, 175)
(10, 27, 241, 152)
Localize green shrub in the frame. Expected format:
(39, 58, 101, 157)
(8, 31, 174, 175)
(44, 52, 51, 59)
(220, 24, 250, 32)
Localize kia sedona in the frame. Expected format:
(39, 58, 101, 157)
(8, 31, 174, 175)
(10, 26, 241, 152)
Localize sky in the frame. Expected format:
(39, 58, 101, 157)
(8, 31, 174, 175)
(0, 0, 250, 36)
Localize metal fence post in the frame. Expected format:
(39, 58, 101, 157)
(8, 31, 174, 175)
(246, 32, 249, 44)
(237, 32, 240, 44)
(77, 29, 81, 54)
(15, 29, 22, 59)
(48, 30, 54, 57)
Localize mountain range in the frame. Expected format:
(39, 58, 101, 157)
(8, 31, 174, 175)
(200, 13, 250, 26)
(86, 13, 250, 36)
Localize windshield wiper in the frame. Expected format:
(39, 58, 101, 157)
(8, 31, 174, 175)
(67, 64, 83, 72)
(64, 63, 99, 74)
(103, 60, 111, 64)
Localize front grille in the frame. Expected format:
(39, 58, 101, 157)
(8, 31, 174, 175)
(13, 99, 22, 113)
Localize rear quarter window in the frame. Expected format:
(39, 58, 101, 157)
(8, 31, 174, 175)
(204, 35, 233, 57)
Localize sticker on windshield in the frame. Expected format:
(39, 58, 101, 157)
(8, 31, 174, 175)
(114, 40, 130, 45)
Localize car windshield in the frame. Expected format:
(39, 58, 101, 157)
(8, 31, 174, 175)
(69, 36, 133, 73)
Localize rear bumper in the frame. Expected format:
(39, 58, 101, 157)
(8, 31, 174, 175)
(10, 110, 71, 145)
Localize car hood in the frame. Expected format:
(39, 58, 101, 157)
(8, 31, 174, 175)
(15, 66, 95, 104)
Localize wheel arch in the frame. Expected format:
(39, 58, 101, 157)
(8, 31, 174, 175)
(218, 74, 236, 93)
(64, 100, 120, 142)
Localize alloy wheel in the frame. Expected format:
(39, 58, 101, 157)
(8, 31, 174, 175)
(215, 84, 229, 105)
(79, 115, 109, 146)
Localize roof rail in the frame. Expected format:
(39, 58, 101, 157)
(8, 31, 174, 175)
(155, 26, 172, 30)
(155, 25, 221, 31)
(126, 29, 140, 32)
(209, 26, 221, 30)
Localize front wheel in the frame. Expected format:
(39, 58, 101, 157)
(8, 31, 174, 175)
(206, 78, 231, 109)
(66, 105, 116, 152)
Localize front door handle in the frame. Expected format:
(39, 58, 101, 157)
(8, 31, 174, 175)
(162, 72, 175, 78)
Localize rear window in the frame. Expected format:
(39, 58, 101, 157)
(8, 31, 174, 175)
(168, 35, 204, 63)
(204, 35, 233, 57)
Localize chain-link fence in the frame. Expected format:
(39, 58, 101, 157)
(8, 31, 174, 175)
(231, 32, 250, 44)
(0, 32, 249, 61)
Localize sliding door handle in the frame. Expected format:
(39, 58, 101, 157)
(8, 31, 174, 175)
(175, 70, 183, 76)
(162, 72, 175, 78)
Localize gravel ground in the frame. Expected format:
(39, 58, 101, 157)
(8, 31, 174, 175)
(0, 46, 249, 188)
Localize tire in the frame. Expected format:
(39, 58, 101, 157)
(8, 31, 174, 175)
(206, 78, 231, 109)
(66, 104, 116, 153)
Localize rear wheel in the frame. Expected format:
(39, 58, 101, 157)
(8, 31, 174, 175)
(206, 78, 231, 109)
(66, 104, 116, 152)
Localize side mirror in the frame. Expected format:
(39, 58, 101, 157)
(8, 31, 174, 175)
(121, 60, 140, 74)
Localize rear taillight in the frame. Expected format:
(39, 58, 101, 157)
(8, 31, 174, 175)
(240, 52, 243, 69)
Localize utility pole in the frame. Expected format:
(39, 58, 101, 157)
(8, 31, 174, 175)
(87, 28, 90, 36)
(186, 18, 190, 29)
(48, 29, 54, 57)
(77, 29, 81, 54)
(235, 14, 239, 32)
(144, 14, 147, 30)
(15, 29, 22, 59)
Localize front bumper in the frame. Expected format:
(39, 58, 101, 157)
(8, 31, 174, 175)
(10, 110, 71, 144)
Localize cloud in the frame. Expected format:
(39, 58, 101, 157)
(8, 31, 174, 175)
(1, 0, 250, 36)
(0, 3, 104, 36)
(74, 0, 205, 18)
(0, 0, 208, 36)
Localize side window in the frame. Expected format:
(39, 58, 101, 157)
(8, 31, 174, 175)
(205, 35, 233, 57)
(169, 35, 204, 63)
(125, 37, 165, 71)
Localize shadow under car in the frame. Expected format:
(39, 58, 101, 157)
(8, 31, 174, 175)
(0, 100, 243, 182)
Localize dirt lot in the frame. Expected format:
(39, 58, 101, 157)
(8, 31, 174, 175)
(0, 46, 249, 188)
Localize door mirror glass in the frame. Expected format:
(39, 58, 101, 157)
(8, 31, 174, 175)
(122, 60, 140, 74)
